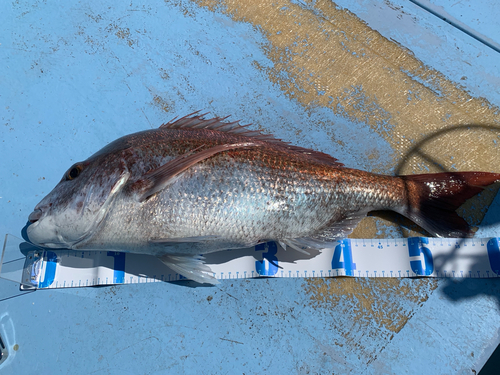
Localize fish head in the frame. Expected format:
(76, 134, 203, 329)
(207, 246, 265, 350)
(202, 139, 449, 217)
(27, 153, 130, 249)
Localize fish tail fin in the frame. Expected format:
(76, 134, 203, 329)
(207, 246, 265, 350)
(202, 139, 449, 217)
(398, 172, 500, 237)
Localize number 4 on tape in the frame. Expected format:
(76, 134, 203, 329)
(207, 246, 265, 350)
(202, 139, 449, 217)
(332, 239, 356, 276)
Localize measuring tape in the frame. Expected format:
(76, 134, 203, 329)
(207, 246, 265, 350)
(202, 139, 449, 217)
(2, 234, 500, 289)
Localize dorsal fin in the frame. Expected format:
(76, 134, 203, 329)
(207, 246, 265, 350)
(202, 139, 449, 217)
(160, 112, 344, 167)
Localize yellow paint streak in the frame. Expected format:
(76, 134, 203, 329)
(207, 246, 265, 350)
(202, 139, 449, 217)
(350, 216, 378, 238)
(193, 0, 499, 171)
(305, 278, 438, 334)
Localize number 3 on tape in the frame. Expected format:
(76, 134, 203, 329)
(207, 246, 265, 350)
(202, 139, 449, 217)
(331, 239, 357, 276)
(255, 242, 279, 276)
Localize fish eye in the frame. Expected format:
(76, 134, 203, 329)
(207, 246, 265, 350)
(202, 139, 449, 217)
(66, 164, 83, 181)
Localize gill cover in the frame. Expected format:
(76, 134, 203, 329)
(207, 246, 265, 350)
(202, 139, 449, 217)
(27, 163, 130, 249)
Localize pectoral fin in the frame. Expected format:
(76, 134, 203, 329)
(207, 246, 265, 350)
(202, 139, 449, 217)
(159, 254, 218, 285)
(133, 142, 258, 202)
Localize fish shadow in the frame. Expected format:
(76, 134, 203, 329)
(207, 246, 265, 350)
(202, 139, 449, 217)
(203, 244, 320, 265)
(392, 123, 500, 310)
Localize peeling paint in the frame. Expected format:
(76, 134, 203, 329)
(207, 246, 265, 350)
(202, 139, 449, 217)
(305, 278, 438, 332)
(192, 0, 499, 168)
(303, 277, 439, 362)
(151, 94, 175, 113)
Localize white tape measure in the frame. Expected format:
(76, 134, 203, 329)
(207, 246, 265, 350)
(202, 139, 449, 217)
(2, 234, 500, 290)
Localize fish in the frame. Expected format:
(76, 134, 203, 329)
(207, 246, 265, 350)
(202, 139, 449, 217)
(27, 112, 500, 284)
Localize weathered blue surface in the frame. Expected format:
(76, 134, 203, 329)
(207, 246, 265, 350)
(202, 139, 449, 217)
(334, 0, 500, 108)
(424, 0, 500, 48)
(1, 0, 499, 373)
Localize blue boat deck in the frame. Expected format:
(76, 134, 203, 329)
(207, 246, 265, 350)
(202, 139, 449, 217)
(1, 1, 499, 373)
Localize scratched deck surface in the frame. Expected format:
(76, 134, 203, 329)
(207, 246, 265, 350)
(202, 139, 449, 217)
(1, 1, 500, 373)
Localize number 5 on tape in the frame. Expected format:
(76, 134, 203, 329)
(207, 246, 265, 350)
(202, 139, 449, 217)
(408, 237, 434, 276)
(487, 238, 500, 275)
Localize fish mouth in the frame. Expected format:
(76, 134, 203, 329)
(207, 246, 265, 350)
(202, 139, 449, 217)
(28, 209, 42, 223)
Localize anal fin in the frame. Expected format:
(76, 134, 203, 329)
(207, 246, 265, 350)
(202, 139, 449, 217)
(280, 211, 368, 253)
(159, 254, 218, 285)
(311, 211, 368, 242)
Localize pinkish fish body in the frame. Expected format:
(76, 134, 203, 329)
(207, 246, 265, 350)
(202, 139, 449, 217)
(27, 113, 500, 283)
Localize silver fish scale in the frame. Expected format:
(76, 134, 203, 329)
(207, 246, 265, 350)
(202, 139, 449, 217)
(81, 152, 400, 255)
